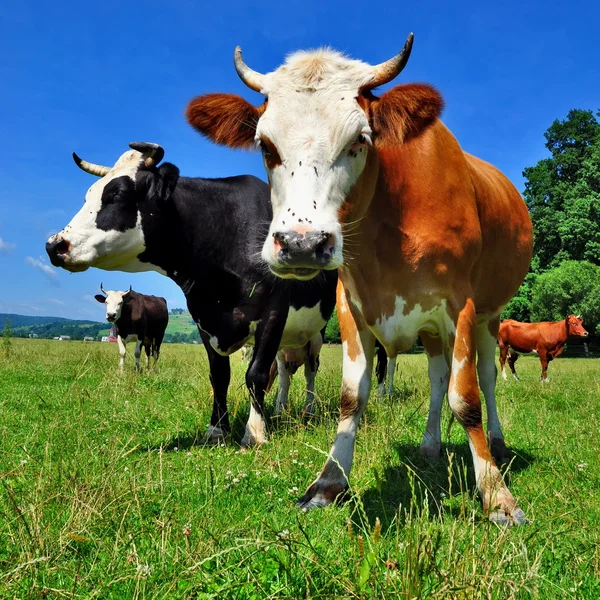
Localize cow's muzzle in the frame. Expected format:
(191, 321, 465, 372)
(46, 236, 71, 267)
(272, 229, 335, 272)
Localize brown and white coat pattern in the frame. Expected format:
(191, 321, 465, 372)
(187, 35, 534, 525)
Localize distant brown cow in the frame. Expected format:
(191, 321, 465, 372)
(498, 315, 588, 382)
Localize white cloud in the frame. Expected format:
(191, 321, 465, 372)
(25, 256, 59, 285)
(43, 298, 67, 307)
(0, 237, 16, 254)
(19, 303, 41, 313)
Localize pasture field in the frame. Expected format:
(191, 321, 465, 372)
(0, 339, 599, 599)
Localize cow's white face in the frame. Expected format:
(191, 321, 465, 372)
(254, 51, 374, 279)
(46, 150, 154, 273)
(95, 289, 129, 322)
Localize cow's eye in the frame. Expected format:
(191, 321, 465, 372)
(259, 139, 271, 156)
(356, 133, 371, 146)
(258, 137, 282, 169)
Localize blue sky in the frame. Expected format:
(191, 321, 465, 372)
(0, 0, 597, 321)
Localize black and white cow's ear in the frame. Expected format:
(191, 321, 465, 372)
(94, 294, 106, 304)
(149, 163, 180, 203)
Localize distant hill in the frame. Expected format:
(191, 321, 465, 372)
(1, 310, 200, 343)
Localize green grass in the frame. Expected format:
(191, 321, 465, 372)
(165, 313, 198, 336)
(0, 339, 599, 599)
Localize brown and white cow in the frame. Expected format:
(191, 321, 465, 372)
(498, 315, 588, 382)
(186, 34, 533, 525)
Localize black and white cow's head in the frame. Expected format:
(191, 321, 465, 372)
(94, 283, 131, 323)
(46, 142, 179, 274)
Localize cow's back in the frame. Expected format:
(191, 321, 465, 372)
(466, 154, 533, 314)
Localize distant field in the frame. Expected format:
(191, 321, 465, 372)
(165, 312, 198, 335)
(94, 312, 197, 342)
(0, 339, 599, 598)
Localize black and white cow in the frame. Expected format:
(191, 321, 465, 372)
(94, 284, 168, 372)
(46, 142, 337, 446)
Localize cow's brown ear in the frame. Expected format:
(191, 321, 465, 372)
(368, 84, 443, 148)
(186, 93, 265, 149)
(94, 294, 106, 304)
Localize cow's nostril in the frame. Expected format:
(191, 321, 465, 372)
(314, 233, 335, 262)
(54, 240, 70, 256)
(46, 237, 71, 266)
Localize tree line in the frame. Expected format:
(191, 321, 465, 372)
(502, 108, 600, 340)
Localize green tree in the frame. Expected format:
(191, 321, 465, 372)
(523, 109, 600, 272)
(530, 261, 600, 335)
(324, 308, 340, 343)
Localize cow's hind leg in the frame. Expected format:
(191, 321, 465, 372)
(477, 318, 509, 463)
(539, 350, 550, 382)
(242, 305, 286, 448)
(375, 342, 388, 396)
(275, 351, 292, 415)
(199, 329, 230, 444)
(298, 283, 375, 509)
(386, 356, 397, 394)
(498, 340, 509, 381)
(420, 332, 448, 461)
(144, 342, 151, 370)
(303, 336, 322, 418)
(447, 299, 526, 526)
(134, 339, 143, 372)
(508, 351, 520, 381)
(153, 335, 163, 370)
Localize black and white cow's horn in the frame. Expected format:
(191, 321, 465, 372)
(234, 47, 265, 93)
(73, 153, 111, 177)
(100, 282, 107, 295)
(129, 142, 165, 167)
(366, 33, 414, 90)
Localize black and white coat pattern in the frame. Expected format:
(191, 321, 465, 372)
(47, 143, 337, 446)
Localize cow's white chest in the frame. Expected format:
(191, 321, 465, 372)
(371, 297, 451, 353)
(280, 304, 326, 348)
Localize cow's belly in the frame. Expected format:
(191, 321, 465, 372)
(279, 304, 326, 349)
(203, 320, 258, 356)
(369, 297, 451, 355)
(124, 334, 138, 343)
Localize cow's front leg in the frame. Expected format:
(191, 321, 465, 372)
(199, 330, 230, 444)
(447, 299, 526, 526)
(242, 306, 286, 448)
(298, 283, 375, 509)
(117, 335, 127, 374)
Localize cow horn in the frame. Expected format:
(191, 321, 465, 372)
(100, 282, 107, 295)
(73, 153, 111, 177)
(129, 142, 165, 167)
(366, 33, 414, 90)
(234, 46, 265, 93)
(123, 285, 132, 296)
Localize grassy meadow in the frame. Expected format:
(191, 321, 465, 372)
(0, 338, 599, 599)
